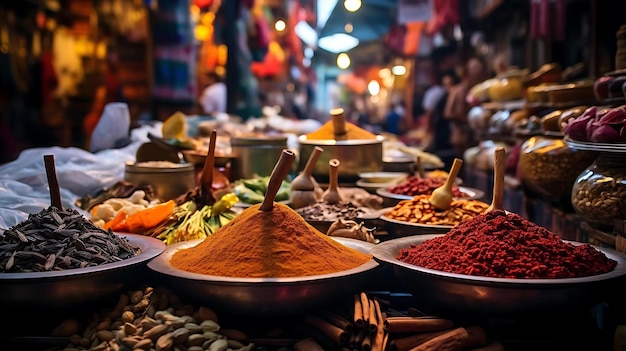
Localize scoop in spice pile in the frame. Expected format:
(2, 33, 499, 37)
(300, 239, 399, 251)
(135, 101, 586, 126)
(170, 150, 372, 278)
(150, 130, 239, 245)
(384, 195, 488, 226)
(397, 210, 617, 279)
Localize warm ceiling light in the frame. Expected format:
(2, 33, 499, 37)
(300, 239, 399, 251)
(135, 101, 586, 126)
(344, 23, 353, 33)
(274, 19, 286, 32)
(392, 65, 407, 75)
(337, 53, 351, 69)
(378, 68, 391, 78)
(368, 80, 380, 96)
(344, 0, 361, 12)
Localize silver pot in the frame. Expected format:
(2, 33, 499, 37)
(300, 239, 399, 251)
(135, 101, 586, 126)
(298, 135, 384, 181)
(230, 136, 288, 180)
(124, 161, 196, 201)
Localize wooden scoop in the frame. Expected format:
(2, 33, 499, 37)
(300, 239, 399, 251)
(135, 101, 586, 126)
(415, 156, 425, 178)
(291, 146, 323, 191)
(322, 159, 343, 204)
(330, 108, 347, 140)
(259, 149, 297, 211)
(486, 147, 506, 213)
(43, 155, 62, 210)
(428, 158, 463, 211)
(199, 130, 218, 206)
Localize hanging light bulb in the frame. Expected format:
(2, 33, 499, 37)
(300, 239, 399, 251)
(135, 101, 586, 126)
(344, 0, 361, 12)
(337, 53, 351, 69)
(368, 80, 380, 96)
(274, 19, 286, 32)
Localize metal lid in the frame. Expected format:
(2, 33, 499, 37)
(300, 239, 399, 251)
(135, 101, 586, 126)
(125, 161, 194, 173)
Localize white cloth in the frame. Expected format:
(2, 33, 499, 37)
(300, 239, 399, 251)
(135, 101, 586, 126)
(201, 82, 227, 114)
(422, 85, 445, 111)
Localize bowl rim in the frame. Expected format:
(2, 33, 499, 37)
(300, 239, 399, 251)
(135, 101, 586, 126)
(376, 186, 483, 201)
(0, 233, 166, 281)
(379, 215, 455, 229)
(371, 234, 626, 286)
(148, 237, 378, 284)
(298, 134, 385, 145)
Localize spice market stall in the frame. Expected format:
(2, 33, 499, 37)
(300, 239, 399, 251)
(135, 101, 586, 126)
(0, 110, 625, 351)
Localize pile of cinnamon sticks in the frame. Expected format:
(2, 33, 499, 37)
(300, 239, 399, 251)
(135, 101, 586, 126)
(301, 292, 505, 351)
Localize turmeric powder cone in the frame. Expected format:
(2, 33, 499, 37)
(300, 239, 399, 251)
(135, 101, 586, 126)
(170, 203, 372, 278)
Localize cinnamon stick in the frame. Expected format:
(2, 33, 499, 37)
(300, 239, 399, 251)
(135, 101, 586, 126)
(43, 155, 62, 210)
(320, 310, 354, 333)
(360, 292, 370, 327)
(408, 327, 469, 351)
(384, 317, 454, 334)
(259, 149, 296, 211)
(353, 328, 368, 348)
(200, 130, 217, 206)
(361, 332, 372, 351)
(368, 299, 378, 333)
(304, 314, 350, 346)
(390, 330, 449, 351)
(330, 107, 347, 138)
(354, 294, 365, 328)
(371, 298, 386, 351)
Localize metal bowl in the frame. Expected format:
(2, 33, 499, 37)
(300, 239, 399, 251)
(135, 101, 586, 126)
(379, 215, 453, 236)
(0, 234, 165, 309)
(298, 135, 384, 181)
(377, 186, 484, 202)
(147, 237, 379, 315)
(372, 234, 626, 316)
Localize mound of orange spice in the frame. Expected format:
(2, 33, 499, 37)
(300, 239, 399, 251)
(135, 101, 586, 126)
(170, 203, 372, 278)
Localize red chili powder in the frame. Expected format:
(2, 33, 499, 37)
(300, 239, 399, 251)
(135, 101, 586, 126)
(397, 210, 617, 279)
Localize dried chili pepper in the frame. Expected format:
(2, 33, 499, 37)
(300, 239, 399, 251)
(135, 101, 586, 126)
(397, 210, 617, 279)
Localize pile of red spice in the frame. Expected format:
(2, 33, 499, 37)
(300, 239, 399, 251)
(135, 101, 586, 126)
(397, 210, 617, 279)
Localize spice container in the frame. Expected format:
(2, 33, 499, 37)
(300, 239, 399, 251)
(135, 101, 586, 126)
(124, 161, 196, 201)
(571, 153, 626, 229)
(519, 135, 596, 200)
(230, 136, 289, 180)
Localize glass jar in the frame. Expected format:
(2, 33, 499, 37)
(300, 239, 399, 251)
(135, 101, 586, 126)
(571, 153, 626, 229)
(519, 135, 597, 200)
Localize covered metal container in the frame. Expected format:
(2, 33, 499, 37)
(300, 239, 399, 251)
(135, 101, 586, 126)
(124, 161, 196, 201)
(230, 136, 288, 180)
(298, 135, 384, 181)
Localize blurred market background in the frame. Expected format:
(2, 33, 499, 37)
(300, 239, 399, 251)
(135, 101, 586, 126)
(0, 0, 622, 164)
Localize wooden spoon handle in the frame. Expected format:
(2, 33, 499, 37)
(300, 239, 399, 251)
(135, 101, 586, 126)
(200, 130, 217, 205)
(330, 108, 347, 137)
(303, 146, 324, 177)
(488, 147, 506, 212)
(260, 149, 297, 211)
(44, 155, 62, 210)
(444, 158, 463, 191)
(415, 156, 425, 178)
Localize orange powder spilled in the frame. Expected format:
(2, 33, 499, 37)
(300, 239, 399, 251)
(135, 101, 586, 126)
(170, 203, 372, 278)
(305, 121, 377, 140)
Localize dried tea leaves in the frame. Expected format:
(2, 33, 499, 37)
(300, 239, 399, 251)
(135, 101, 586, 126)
(0, 207, 139, 273)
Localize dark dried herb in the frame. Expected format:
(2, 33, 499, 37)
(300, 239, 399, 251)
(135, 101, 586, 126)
(0, 207, 139, 273)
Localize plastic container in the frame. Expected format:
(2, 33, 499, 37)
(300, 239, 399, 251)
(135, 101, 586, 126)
(571, 153, 626, 229)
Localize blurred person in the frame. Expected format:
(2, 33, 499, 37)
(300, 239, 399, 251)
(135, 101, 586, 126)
(426, 69, 460, 169)
(200, 70, 227, 114)
(384, 100, 405, 135)
(444, 57, 486, 157)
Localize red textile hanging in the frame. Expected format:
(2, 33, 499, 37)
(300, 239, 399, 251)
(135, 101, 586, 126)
(427, 0, 460, 34)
